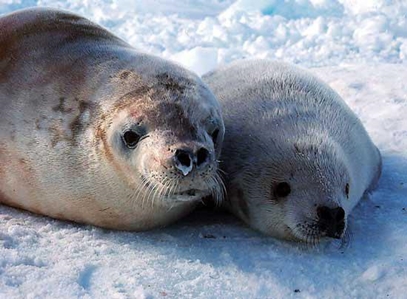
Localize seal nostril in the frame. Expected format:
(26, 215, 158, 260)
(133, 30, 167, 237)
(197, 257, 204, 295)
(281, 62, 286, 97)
(175, 149, 191, 167)
(317, 206, 333, 221)
(196, 147, 209, 166)
(334, 207, 345, 222)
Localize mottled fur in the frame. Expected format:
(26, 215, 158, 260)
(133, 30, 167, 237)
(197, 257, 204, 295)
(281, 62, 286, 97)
(203, 60, 381, 243)
(0, 8, 224, 230)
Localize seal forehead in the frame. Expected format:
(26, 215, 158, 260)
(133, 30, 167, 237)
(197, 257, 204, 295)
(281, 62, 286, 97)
(133, 100, 199, 139)
(109, 69, 219, 135)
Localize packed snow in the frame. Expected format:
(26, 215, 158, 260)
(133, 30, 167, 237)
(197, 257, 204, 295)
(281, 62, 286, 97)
(0, 0, 406, 298)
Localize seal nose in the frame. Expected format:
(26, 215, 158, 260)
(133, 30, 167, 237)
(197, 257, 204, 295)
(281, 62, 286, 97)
(196, 147, 210, 167)
(317, 206, 345, 239)
(174, 147, 211, 176)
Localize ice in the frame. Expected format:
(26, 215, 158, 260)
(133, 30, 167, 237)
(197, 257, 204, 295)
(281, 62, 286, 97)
(1, 1, 406, 298)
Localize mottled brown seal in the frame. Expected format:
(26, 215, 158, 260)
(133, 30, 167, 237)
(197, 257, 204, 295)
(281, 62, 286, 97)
(0, 8, 225, 230)
(203, 60, 381, 244)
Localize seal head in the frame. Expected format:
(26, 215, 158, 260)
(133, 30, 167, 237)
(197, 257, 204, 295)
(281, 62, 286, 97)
(101, 68, 225, 207)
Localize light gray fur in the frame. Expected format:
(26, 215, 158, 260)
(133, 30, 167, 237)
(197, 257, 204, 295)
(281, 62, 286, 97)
(203, 59, 381, 242)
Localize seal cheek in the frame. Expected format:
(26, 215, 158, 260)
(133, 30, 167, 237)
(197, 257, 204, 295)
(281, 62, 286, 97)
(236, 188, 250, 221)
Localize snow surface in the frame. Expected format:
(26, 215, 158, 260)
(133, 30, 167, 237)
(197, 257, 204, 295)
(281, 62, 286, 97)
(0, 1, 407, 298)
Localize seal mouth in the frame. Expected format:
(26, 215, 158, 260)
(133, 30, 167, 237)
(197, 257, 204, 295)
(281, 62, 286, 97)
(139, 174, 210, 203)
(168, 188, 210, 202)
(174, 189, 198, 197)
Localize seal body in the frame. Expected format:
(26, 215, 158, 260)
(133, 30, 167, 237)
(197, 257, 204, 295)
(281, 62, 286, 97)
(0, 8, 225, 230)
(203, 60, 381, 243)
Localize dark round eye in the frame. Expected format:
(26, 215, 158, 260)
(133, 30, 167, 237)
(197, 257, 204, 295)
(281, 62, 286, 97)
(123, 130, 141, 148)
(345, 183, 350, 198)
(275, 182, 291, 198)
(211, 128, 219, 146)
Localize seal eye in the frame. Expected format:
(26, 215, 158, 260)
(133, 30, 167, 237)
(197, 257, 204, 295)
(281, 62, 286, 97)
(211, 128, 219, 147)
(275, 182, 291, 198)
(345, 183, 350, 198)
(123, 130, 141, 148)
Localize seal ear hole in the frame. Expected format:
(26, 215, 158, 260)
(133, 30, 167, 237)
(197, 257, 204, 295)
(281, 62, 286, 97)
(274, 182, 291, 198)
(123, 130, 141, 148)
(345, 183, 350, 198)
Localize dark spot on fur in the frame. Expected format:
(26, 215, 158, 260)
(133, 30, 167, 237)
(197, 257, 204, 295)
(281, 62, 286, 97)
(294, 143, 301, 153)
(294, 142, 320, 156)
(48, 99, 97, 147)
(119, 70, 131, 80)
(156, 72, 188, 95)
(155, 101, 197, 139)
(48, 119, 66, 147)
(202, 234, 216, 239)
(52, 97, 73, 113)
(69, 100, 92, 143)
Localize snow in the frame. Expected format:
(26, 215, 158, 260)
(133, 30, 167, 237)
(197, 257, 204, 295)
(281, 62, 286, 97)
(0, 0, 406, 298)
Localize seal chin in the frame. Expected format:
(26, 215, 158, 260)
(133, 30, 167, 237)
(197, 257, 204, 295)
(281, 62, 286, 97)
(288, 229, 323, 245)
(285, 223, 346, 245)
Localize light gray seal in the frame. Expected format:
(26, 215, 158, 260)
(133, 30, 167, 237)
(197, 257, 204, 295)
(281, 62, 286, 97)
(0, 8, 224, 230)
(203, 60, 381, 243)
